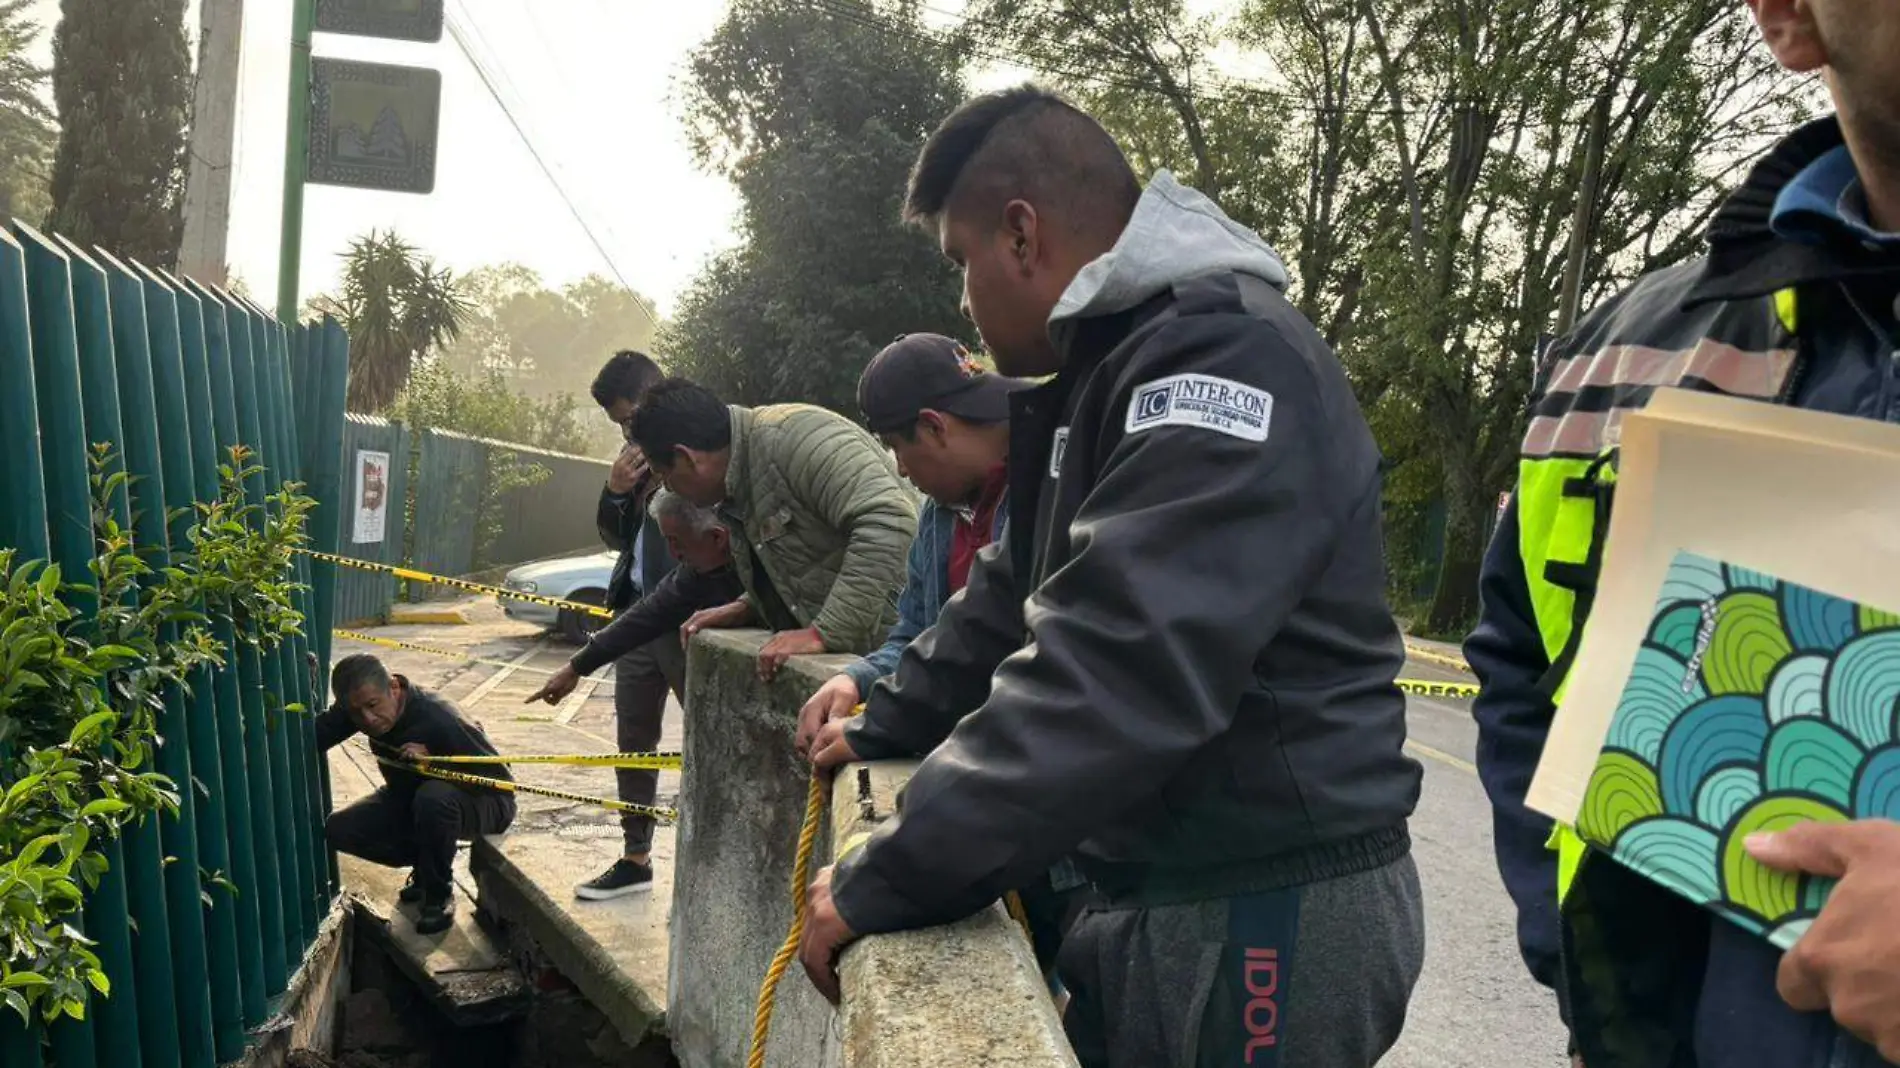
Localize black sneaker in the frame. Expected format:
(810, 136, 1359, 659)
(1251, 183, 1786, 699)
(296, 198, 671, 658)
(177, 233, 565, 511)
(398, 873, 423, 905)
(574, 859, 653, 901)
(414, 896, 455, 936)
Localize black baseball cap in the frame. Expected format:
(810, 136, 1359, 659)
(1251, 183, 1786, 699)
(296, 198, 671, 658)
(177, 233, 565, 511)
(858, 333, 1029, 434)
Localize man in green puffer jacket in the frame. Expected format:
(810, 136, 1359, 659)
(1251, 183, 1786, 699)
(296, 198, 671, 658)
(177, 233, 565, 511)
(629, 377, 917, 679)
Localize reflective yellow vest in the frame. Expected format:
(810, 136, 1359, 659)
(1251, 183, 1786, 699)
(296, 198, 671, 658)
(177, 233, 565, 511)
(1534, 287, 1801, 903)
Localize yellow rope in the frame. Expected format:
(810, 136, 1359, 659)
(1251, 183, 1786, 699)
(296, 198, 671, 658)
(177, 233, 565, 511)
(748, 769, 828, 1068)
(355, 743, 678, 820)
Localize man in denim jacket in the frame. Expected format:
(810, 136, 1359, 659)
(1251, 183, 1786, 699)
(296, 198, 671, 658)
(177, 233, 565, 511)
(794, 333, 1020, 746)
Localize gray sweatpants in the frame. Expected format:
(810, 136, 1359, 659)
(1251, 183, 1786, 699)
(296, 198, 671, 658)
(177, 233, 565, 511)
(1058, 853, 1424, 1068)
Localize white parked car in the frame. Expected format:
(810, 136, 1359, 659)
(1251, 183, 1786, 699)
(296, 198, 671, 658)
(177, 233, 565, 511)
(501, 550, 617, 644)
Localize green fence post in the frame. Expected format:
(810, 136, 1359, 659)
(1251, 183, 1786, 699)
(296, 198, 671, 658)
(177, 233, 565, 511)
(225, 298, 306, 972)
(16, 222, 150, 1064)
(0, 221, 49, 1068)
(159, 269, 251, 1061)
(313, 321, 350, 890)
(239, 298, 315, 958)
(306, 320, 348, 679)
(204, 290, 290, 994)
(286, 324, 337, 902)
(264, 317, 331, 924)
(184, 281, 278, 1009)
(249, 309, 320, 946)
(290, 333, 334, 906)
(56, 237, 159, 1068)
(103, 249, 282, 1037)
(75, 252, 219, 1068)
(103, 250, 272, 1041)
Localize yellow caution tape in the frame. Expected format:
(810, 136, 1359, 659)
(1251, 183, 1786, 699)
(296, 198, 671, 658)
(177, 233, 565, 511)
(1404, 642, 1473, 674)
(1396, 678, 1481, 699)
(333, 628, 578, 677)
(420, 751, 681, 770)
(300, 548, 614, 619)
(357, 743, 676, 821)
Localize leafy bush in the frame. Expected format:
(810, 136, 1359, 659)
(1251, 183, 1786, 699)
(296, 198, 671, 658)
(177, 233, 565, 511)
(0, 447, 311, 1025)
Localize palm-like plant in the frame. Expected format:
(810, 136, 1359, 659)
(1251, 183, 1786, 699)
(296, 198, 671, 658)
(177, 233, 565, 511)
(334, 230, 472, 412)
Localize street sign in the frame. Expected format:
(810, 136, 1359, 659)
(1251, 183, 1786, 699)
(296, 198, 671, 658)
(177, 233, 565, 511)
(307, 58, 441, 195)
(315, 0, 444, 43)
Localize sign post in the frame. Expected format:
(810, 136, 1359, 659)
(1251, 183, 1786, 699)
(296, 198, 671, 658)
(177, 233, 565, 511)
(307, 59, 442, 195)
(277, 0, 317, 322)
(279, 0, 443, 322)
(315, 0, 445, 43)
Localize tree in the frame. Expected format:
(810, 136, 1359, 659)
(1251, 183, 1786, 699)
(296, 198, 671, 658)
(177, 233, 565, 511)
(46, 0, 191, 266)
(319, 230, 472, 413)
(392, 360, 589, 457)
(964, 0, 1818, 634)
(0, 1, 54, 224)
(665, 0, 973, 414)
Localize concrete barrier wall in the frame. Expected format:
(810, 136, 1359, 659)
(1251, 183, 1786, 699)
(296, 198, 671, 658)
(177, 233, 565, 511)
(671, 630, 1075, 1068)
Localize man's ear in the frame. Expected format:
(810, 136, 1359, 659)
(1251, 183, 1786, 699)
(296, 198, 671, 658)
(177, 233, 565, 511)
(1746, 0, 1828, 73)
(1002, 199, 1041, 275)
(916, 410, 950, 442)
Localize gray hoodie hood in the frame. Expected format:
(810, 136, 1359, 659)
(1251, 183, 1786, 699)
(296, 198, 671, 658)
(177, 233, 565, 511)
(1049, 170, 1288, 327)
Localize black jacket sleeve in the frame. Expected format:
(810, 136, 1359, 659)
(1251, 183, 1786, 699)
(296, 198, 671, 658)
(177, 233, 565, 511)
(830, 315, 1357, 935)
(1465, 497, 1564, 989)
(315, 702, 356, 752)
(570, 564, 745, 676)
(597, 486, 634, 553)
(843, 527, 1024, 761)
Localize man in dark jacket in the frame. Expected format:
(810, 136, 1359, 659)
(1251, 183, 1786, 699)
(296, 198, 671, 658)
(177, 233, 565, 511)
(575, 350, 682, 901)
(319, 654, 515, 935)
(528, 491, 744, 704)
(799, 86, 1424, 1068)
(1467, 2, 1900, 1064)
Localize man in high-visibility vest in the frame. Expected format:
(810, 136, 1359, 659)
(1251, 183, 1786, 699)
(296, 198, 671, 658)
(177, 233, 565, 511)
(1470, 2, 1900, 1064)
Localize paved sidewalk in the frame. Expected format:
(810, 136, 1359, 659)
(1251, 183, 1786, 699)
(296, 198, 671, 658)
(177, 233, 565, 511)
(322, 603, 679, 1045)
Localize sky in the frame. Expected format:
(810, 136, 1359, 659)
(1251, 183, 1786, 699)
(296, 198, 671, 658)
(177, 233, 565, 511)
(27, 0, 744, 316)
(17, 0, 1235, 319)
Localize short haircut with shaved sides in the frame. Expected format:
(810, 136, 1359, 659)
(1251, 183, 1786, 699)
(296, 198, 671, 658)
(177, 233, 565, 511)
(904, 84, 1140, 236)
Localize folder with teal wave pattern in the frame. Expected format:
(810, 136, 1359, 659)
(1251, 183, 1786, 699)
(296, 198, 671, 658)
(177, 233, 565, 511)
(1575, 549, 1900, 948)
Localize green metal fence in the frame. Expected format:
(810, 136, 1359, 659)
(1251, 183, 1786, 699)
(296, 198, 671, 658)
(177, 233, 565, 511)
(0, 223, 351, 1068)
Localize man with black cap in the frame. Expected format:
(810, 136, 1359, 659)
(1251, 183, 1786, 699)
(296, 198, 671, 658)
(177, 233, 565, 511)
(793, 333, 1021, 746)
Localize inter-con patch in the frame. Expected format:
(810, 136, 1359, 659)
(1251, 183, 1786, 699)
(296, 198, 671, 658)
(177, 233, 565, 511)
(1125, 373, 1272, 442)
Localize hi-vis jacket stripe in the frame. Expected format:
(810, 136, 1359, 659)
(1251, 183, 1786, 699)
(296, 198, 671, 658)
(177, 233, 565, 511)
(1515, 283, 1800, 904)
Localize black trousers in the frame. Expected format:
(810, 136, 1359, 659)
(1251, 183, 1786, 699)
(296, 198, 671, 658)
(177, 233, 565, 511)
(325, 782, 515, 903)
(614, 633, 685, 856)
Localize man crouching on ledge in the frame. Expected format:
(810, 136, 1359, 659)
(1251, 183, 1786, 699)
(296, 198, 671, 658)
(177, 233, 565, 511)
(317, 653, 517, 934)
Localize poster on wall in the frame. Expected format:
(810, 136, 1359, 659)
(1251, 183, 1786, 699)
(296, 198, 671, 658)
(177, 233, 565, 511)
(353, 450, 391, 544)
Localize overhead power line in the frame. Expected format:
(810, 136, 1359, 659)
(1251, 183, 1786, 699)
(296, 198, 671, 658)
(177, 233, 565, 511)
(444, 0, 662, 333)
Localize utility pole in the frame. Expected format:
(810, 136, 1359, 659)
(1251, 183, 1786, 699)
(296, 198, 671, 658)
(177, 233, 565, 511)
(277, 0, 317, 322)
(1556, 93, 1610, 337)
(180, 0, 245, 284)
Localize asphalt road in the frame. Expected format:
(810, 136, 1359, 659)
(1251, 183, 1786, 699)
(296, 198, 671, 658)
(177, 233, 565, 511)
(1387, 658, 1570, 1067)
(338, 619, 1568, 1066)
